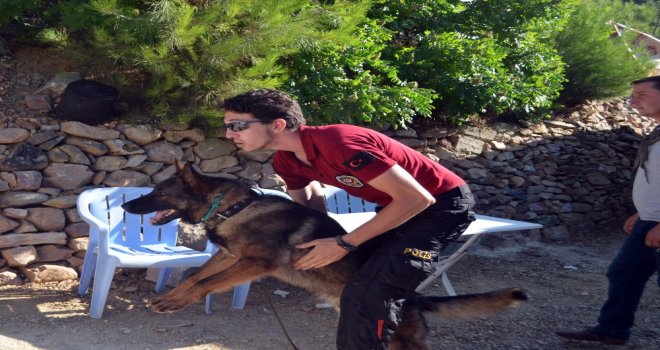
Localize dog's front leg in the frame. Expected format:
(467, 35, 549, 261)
(149, 258, 275, 313)
(175, 248, 240, 292)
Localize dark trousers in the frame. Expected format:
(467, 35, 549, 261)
(336, 184, 475, 350)
(593, 218, 660, 340)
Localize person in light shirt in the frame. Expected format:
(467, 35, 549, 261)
(556, 75, 660, 346)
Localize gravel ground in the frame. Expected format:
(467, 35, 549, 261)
(1, 231, 659, 350)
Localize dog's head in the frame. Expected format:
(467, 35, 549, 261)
(122, 161, 232, 224)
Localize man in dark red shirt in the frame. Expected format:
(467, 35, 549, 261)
(222, 89, 475, 349)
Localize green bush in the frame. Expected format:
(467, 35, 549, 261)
(370, 0, 571, 125)
(283, 19, 436, 129)
(555, 0, 656, 103)
(0, 0, 100, 41)
(85, 0, 372, 125)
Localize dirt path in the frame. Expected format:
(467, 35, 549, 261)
(1, 230, 659, 350)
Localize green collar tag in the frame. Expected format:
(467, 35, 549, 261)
(202, 193, 225, 222)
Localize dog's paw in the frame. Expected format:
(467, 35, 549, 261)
(148, 295, 188, 313)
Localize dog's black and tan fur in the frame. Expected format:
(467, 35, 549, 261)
(122, 163, 528, 349)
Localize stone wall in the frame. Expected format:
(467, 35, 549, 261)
(0, 99, 655, 285)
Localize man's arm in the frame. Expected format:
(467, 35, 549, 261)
(294, 164, 436, 270)
(339, 164, 436, 247)
(287, 181, 328, 213)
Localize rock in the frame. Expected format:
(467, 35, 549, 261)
(143, 141, 183, 164)
(118, 124, 163, 145)
(454, 136, 485, 154)
(21, 263, 78, 282)
(102, 170, 150, 187)
(199, 156, 239, 173)
(42, 195, 78, 209)
(103, 139, 145, 156)
(0, 128, 30, 144)
(152, 164, 177, 184)
(64, 136, 109, 156)
(61, 121, 120, 140)
(34, 72, 82, 97)
(67, 237, 88, 251)
(93, 156, 128, 171)
(234, 161, 262, 181)
(163, 128, 205, 143)
(0, 269, 23, 285)
(1, 245, 38, 267)
(58, 144, 91, 165)
(0, 211, 21, 233)
(585, 173, 612, 186)
(42, 163, 94, 190)
(26, 207, 66, 231)
(193, 138, 236, 159)
(36, 245, 74, 262)
(65, 221, 89, 238)
(238, 149, 274, 163)
(0, 191, 49, 208)
(12, 171, 43, 191)
(24, 95, 52, 111)
(0, 143, 49, 171)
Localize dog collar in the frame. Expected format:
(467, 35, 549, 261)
(201, 192, 255, 222)
(215, 198, 253, 221)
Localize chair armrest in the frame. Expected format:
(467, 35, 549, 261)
(76, 199, 110, 232)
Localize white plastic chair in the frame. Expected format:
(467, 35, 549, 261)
(76, 186, 250, 318)
(321, 186, 542, 296)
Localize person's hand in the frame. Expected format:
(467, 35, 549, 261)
(623, 213, 639, 234)
(644, 223, 660, 248)
(293, 238, 349, 270)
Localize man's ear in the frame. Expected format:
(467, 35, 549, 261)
(272, 118, 288, 132)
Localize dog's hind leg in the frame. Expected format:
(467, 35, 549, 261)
(388, 304, 430, 350)
(149, 258, 275, 313)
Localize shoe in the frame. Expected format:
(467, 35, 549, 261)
(555, 328, 627, 346)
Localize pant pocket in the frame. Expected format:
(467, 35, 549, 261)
(377, 253, 434, 292)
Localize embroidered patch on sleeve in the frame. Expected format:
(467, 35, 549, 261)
(343, 151, 375, 171)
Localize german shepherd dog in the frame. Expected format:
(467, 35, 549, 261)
(122, 163, 528, 349)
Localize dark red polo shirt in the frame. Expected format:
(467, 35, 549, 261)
(272, 124, 465, 206)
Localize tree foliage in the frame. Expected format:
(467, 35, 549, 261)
(283, 19, 436, 128)
(555, 0, 656, 103)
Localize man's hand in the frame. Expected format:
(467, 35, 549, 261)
(645, 223, 660, 248)
(623, 212, 639, 234)
(294, 238, 349, 270)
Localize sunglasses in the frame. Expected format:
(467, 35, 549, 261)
(224, 120, 262, 132)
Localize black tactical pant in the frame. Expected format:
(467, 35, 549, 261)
(336, 184, 475, 350)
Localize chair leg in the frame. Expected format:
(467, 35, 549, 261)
(204, 293, 214, 314)
(78, 250, 97, 296)
(155, 268, 172, 293)
(89, 258, 118, 319)
(231, 282, 251, 309)
(440, 272, 457, 296)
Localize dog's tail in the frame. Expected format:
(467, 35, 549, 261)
(415, 288, 528, 320)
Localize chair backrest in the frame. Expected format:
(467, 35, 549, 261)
(77, 187, 180, 250)
(322, 186, 377, 214)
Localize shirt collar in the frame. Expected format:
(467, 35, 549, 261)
(298, 124, 318, 161)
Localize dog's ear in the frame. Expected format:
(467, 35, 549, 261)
(180, 162, 197, 187)
(175, 159, 186, 172)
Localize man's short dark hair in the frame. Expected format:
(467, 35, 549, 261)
(632, 75, 660, 90)
(221, 89, 305, 129)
